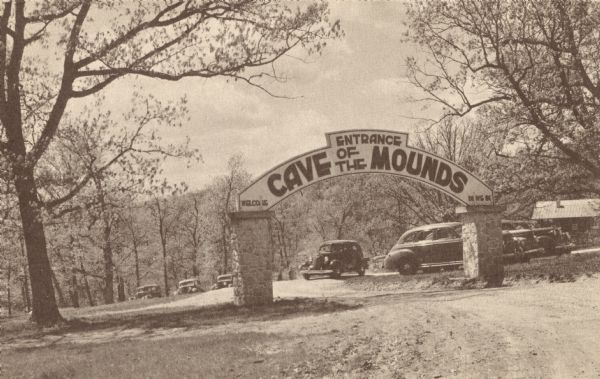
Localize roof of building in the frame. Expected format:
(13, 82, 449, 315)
(531, 199, 600, 220)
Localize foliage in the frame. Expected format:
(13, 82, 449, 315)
(405, 0, 600, 194)
(0, 0, 339, 325)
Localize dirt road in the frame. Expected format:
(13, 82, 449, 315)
(3, 275, 600, 378)
(367, 279, 600, 378)
(171, 275, 600, 378)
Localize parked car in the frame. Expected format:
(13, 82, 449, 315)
(502, 228, 543, 262)
(502, 220, 574, 256)
(384, 223, 463, 274)
(300, 240, 369, 279)
(175, 278, 202, 295)
(213, 274, 233, 289)
(383, 222, 545, 275)
(531, 226, 573, 255)
(135, 284, 162, 299)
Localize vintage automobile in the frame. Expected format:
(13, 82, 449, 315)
(175, 278, 202, 295)
(502, 220, 573, 256)
(384, 222, 545, 275)
(135, 284, 162, 299)
(213, 273, 233, 289)
(502, 228, 542, 263)
(300, 240, 369, 279)
(531, 226, 574, 255)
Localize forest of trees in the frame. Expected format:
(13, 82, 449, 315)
(1, 116, 581, 316)
(0, 0, 340, 326)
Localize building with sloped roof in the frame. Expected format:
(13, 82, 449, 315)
(532, 199, 600, 246)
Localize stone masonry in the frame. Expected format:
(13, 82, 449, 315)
(230, 211, 273, 306)
(456, 205, 505, 287)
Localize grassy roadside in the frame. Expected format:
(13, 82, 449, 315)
(2, 253, 600, 378)
(504, 252, 600, 282)
(4, 252, 599, 337)
(0, 298, 359, 341)
(0, 298, 363, 379)
(346, 252, 600, 292)
(1, 329, 320, 379)
(0, 293, 203, 335)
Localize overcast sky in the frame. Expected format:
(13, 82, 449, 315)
(96, 1, 436, 191)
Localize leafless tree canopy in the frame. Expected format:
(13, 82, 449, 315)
(406, 0, 600, 182)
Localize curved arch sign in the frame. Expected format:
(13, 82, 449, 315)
(238, 130, 493, 211)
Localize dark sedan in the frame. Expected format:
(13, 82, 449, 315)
(175, 278, 202, 295)
(135, 284, 162, 299)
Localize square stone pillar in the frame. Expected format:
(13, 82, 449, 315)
(229, 211, 273, 306)
(456, 205, 505, 287)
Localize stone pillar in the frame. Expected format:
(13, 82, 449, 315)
(229, 211, 273, 306)
(456, 205, 505, 287)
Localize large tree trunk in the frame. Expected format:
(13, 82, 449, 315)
(14, 167, 62, 326)
(3, 0, 62, 325)
(80, 258, 95, 307)
(117, 276, 126, 302)
(133, 240, 140, 288)
(221, 223, 229, 274)
(95, 179, 114, 304)
(19, 237, 31, 312)
(102, 240, 114, 304)
(70, 271, 80, 308)
(161, 237, 169, 297)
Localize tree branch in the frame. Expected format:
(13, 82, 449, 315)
(27, 0, 91, 166)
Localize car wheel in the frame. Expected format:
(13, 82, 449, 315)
(515, 246, 529, 263)
(330, 263, 342, 279)
(398, 260, 417, 275)
(302, 273, 310, 280)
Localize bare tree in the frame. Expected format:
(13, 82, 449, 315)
(148, 189, 185, 297)
(406, 0, 600, 190)
(271, 196, 310, 279)
(43, 95, 194, 304)
(181, 192, 209, 277)
(121, 205, 148, 289)
(0, 1, 338, 325)
(207, 155, 251, 274)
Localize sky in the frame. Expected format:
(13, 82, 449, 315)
(92, 1, 436, 191)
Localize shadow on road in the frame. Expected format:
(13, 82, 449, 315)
(1, 298, 362, 342)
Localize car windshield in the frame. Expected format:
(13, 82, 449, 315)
(398, 230, 435, 243)
(319, 244, 333, 253)
(319, 243, 349, 255)
(137, 286, 156, 292)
